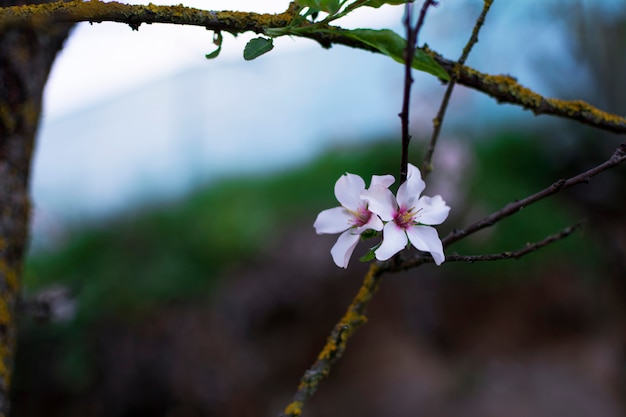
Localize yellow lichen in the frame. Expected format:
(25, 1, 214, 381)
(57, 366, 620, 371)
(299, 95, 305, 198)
(0, 298, 9, 327)
(0, 103, 16, 134)
(284, 401, 303, 416)
(0, 0, 296, 36)
(317, 337, 337, 361)
(0, 343, 10, 388)
(0, 260, 18, 292)
(459, 65, 626, 130)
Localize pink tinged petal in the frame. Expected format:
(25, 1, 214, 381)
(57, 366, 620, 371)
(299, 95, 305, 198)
(314, 207, 353, 234)
(365, 213, 384, 231)
(375, 222, 408, 261)
(330, 230, 361, 268)
(334, 173, 365, 211)
(370, 174, 395, 189)
(415, 195, 450, 225)
(397, 164, 426, 209)
(360, 186, 397, 221)
(354, 213, 384, 234)
(406, 225, 445, 265)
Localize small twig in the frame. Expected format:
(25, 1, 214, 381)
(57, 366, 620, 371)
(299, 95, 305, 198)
(399, 0, 437, 183)
(390, 221, 584, 269)
(445, 222, 583, 263)
(280, 264, 384, 417)
(442, 142, 626, 248)
(422, 0, 494, 177)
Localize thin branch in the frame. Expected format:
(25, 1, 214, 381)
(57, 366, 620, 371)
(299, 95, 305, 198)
(422, 0, 494, 177)
(399, 0, 437, 183)
(442, 142, 626, 248)
(1, 1, 625, 134)
(442, 222, 583, 263)
(399, 3, 415, 184)
(385, 220, 583, 270)
(280, 264, 384, 417)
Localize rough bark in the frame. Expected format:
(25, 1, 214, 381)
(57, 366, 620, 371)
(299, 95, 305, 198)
(0, 0, 70, 414)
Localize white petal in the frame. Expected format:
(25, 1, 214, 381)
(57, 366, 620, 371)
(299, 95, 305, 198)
(375, 222, 408, 261)
(354, 213, 384, 234)
(334, 173, 365, 211)
(314, 207, 352, 234)
(360, 185, 397, 221)
(330, 230, 361, 268)
(397, 164, 426, 209)
(415, 195, 450, 225)
(370, 174, 395, 189)
(406, 225, 445, 265)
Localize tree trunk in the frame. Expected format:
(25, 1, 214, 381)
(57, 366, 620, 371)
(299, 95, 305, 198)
(0, 1, 71, 414)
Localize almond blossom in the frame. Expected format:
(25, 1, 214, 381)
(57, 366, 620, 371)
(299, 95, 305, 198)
(361, 163, 450, 265)
(314, 172, 394, 268)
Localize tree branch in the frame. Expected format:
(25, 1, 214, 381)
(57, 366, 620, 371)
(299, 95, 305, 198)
(399, 0, 437, 183)
(431, 52, 626, 134)
(280, 264, 383, 417)
(0, 0, 298, 33)
(439, 222, 583, 264)
(422, 0, 493, 177)
(387, 222, 582, 268)
(0, 1, 625, 134)
(0, 0, 71, 413)
(440, 142, 626, 250)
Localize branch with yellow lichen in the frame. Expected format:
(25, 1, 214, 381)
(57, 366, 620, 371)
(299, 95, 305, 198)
(280, 264, 383, 417)
(0, 0, 302, 33)
(0, 1, 625, 135)
(433, 54, 626, 135)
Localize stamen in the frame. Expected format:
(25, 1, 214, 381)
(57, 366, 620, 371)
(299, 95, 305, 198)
(394, 206, 422, 228)
(347, 205, 372, 227)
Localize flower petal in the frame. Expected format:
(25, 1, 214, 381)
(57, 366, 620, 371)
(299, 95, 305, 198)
(314, 207, 352, 234)
(406, 225, 445, 265)
(370, 174, 395, 189)
(334, 173, 365, 211)
(354, 212, 384, 234)
(330, 230, 361, 268)
(365, 213, 384, 231)
(396, 164, 426, 209)
(361, 185, 396, 221)
(375, 222, 408, 261)
(415, 195, 450, 225)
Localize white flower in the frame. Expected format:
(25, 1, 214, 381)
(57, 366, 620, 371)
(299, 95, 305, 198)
(314, 172, 394, 268)
(361, 164, 450, 265)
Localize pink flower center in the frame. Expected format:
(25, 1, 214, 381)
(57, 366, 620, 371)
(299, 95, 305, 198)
(350, 204, 372, 227)
(394, 206, 418, 229)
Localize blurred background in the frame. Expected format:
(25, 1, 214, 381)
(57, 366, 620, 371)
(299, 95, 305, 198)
(15, 1, 626, 416)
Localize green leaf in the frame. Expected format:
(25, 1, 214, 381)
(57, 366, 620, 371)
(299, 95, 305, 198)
(359, 249, 376, 262)
(364, 0, 413, 8)
(359, 240, 382, 262)
(343, 28, 449, 80)
(205, 31, 223, 60)
(360, 229, 379, 240)
(243, 37, 274, 61)
(297, 0, 341, 14)
(205, 46, 221, 59)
